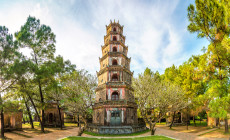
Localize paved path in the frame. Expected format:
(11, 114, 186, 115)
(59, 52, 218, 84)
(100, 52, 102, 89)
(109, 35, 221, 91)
(4, 127, 80, 140)
(27, 127, 80, 140)
(195, 128, 218, 136)
(155, 127, 227, 140)
(4, 126, 228, 140)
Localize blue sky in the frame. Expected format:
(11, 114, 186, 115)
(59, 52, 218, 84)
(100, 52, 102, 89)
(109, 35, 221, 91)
(0, 0, 209, 76)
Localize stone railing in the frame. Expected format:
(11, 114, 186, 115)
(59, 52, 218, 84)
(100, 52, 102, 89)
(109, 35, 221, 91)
(93, 100, 137, 108)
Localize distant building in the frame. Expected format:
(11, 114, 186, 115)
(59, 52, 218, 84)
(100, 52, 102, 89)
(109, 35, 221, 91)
(207, 114, 230, 127)
(43, 102, 64, 127)
(0, 107, 22, 130)
(88, 20, 145, 134)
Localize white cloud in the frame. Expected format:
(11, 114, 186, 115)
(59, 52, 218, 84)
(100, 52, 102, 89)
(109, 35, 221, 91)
(0, 0, 206, 77)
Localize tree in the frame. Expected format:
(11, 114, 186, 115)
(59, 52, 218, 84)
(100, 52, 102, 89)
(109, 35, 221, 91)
(0, 26, 21, 138)
(188, 0, 230, 133)
(15, 16, 56, 133)
(132, 69, 188, 135)
(63, 70, 97, 131)
(45, 55, 76, 130)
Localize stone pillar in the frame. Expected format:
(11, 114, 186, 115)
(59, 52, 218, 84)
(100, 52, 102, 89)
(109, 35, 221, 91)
(108, 89, 111, 100)
(122, 110, 124, 123)
(107, 111, 110, 123)
(109, 72, 111, 81)
(120, 89, 122, 99)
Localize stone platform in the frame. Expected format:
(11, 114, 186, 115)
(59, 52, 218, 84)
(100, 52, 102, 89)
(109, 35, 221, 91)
(88, 124, 146, 134)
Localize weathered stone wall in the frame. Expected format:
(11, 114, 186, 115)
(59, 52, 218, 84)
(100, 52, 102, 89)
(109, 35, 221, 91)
(43, 106, 64, 126)
(0, 112, 22, 129)
(96, 89, 106, 102)
(93, 108, 105, 125)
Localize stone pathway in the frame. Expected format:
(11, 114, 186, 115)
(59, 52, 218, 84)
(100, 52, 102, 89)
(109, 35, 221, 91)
(4, 127, 80, 140)
(155, 127, 227, 140)
(4, 127, 228, 140)
(195, 128, 218, 136)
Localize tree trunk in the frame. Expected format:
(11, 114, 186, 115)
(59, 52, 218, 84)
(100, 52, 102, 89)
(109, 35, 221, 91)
(187, 108, 189, 130)
(216, 118, 220, 129)
(27, 93, 43, 131)
(78, 115, 80, 127)
(224, 118, 229, 133)
(23, 117, 26, 124)
(25, 99, 34, 129)
(150, 123, 156, 135)
(0, 108, 4, 139)
(193, 116, 196, 127)
(57, 103, 63, 130)
(170, 111, 176, 129)
(38, 81, 45, 133)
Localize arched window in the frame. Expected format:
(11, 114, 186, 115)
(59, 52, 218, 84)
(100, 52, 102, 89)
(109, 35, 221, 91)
(113, 36, 117, 41)
(112, 59, 118, 65)
(111, 91, 119, 101)
(113, 47, 117, 52)
(113, 27, 116, 32)
(112, 74, 118, 81)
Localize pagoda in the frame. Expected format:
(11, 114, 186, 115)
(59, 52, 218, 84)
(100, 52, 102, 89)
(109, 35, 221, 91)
(89, 20, 145, 134)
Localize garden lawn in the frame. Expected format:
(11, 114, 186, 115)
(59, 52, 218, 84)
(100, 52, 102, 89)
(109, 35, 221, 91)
(62, 136, 173, 140)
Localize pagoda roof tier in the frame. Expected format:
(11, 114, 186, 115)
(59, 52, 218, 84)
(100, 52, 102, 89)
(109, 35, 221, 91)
(104, 31, 126, 40)
(102, 40, 128, 50)
(95, 81, 133, 92)
(93, 100, 137, 109)
(99, 52, 131, 63)
(97, 65, 133, 76)
(106, 21, 124, 31)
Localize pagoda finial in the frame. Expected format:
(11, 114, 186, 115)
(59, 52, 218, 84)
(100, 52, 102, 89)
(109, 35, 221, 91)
(118, 20, 119, 23)
(114, 19, 115, 23)
(110, 20, 112, 23)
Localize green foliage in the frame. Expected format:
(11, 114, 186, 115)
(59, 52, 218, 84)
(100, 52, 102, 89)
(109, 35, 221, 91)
(187, 0, 230, 41)
(187, 1, 230, 131)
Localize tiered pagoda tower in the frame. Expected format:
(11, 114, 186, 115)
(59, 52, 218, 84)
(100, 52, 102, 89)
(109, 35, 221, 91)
(90, 20, 142, 134)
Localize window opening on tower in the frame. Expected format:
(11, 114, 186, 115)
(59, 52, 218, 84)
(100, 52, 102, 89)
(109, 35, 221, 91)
(113, 47, 117, 52)
(113, 27, 116, 32)
(112, 59, 118, 65)
(112, 74, 118, 81)
(113, 36, 117, 41)
(111, 91, 119, 100)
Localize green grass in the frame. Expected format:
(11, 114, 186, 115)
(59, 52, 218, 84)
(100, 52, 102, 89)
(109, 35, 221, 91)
(22, 122, 40, 128)
(189, 120, 207, 127)
(83, 129, 150, 137)
(156, 122, 166, 125)
(62, 136, 173, 140)
(64, 122, 79, 127)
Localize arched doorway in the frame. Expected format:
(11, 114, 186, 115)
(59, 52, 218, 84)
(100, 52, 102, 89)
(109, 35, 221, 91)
(112, 59, 118, 65)
(111, 74, 118, 81)
(49, 113, 53, 123)
(111, 91, 119, 101)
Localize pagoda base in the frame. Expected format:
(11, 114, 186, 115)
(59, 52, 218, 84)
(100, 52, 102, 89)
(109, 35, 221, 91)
(87, 124, 146, 134)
